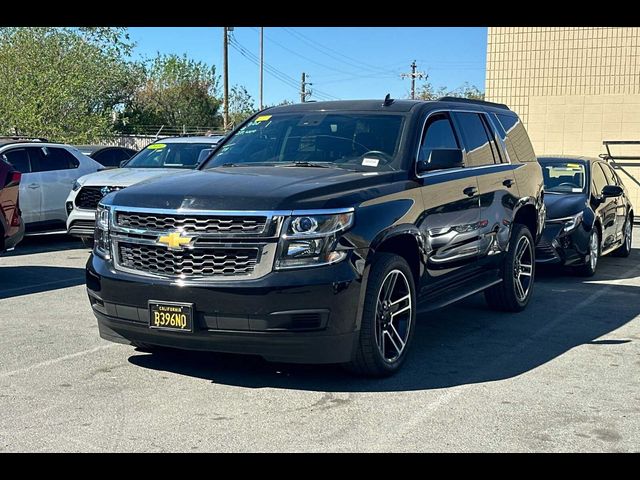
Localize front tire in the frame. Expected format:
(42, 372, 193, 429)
(344, 253, 416, 377)
(577, 229, 600, 277)
(485, 223, 535, 312)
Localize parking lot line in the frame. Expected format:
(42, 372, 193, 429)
(0, 344, 115, 379)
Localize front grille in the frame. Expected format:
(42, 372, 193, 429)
(75, 187, 104, 209)
(116, 212, 267, 235)
(118, 242, 259, 277)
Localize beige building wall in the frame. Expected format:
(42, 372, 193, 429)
(486, 27, 640, 213)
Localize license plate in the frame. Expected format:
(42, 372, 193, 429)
(148, 301, 193, 332)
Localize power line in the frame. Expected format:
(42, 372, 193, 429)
(281, 27, 402, 77)
(250, 27, 359, 77)
(229, 36, 339, 101)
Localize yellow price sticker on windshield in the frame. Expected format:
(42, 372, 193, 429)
(255, 115, 272, 123)
(566, 163, 581, 168)
(148, 143, 167, 150)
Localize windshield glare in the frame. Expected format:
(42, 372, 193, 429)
(541, 161, 587, 193)
(203, 113, 405, 171)
(125, 143, 215, 169)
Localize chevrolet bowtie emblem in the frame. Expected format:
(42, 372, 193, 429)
(158, 232, 193, 250)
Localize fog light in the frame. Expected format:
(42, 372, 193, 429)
(66, 201, 74, 214)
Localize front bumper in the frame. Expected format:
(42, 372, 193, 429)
(86, 252, 366, 364)
(67, 206, 96, 237)
(535, 222, 590, 266)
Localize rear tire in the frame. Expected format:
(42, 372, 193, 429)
(344, 253, 416, 377)
(576, 229, 600, 277)
(485, 223, 535, 312)
(612, 215, 632, 258)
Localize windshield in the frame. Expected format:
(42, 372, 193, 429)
(202, 112, 405, 171)
(125, 143, 216, 169)
(540, 161, 587, 193)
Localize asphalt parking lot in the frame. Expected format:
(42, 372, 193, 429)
(1, 230, 639, 452)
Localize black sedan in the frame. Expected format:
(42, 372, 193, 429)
(536, 156, 634, 276)
(74, 145, 137, 169)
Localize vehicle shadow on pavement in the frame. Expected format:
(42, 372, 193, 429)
(3, 235, 87, 257)
(128, 248, 640, 392)
(0, 266, 86, 300)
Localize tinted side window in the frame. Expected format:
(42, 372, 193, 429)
(418, 114, 459, 163)
(3, 149, 31, 173)
(454, 112, 498, 167)
(496, 113, 536, 162)
(93, 149, 120, 167)
(591, 162, 608, 196)
(29, 147, 78, 172)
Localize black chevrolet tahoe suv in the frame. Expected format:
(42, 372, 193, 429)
(87, 97, 545, 376)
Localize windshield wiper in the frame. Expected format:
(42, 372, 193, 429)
(280, 161, 334, 169)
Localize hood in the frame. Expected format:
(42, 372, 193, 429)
(544, 193, 587, 220)
(107, 167, 406, 211)
(79, 168, 189, 188)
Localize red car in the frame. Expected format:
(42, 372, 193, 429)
(0, 155, 24, 253)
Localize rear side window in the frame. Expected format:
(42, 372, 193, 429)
(496, 113, 536, 162)
(454, 112, 499, 167)
(3, 148, 31, 173)
(418, 113, 459, 163)
(29, 147, 79, 172)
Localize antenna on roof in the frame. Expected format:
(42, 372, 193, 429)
(382, 94, 394, 107)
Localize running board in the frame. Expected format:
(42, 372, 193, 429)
(417, 276, 502, 314)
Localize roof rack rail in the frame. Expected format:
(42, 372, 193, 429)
(437, 97, 510, 110)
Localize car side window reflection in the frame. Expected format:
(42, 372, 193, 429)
(419, 114, 459, 166)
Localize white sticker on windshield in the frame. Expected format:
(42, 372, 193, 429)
(362, 157, 379, 167)
(572, 188, 582, 193)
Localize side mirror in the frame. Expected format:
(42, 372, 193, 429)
(417, 149, 464, 173)
(602, 185, 623, 198)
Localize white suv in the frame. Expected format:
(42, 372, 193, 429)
(66, 136, 224, 244)
(0, 140, 101, 234)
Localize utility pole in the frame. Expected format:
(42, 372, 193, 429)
(400, 60, 426, 100)
(300, 72, 312, 103)
(259, 27, 264, 110)
(223, 27, 230, 130)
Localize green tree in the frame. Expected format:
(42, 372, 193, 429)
(0, 27, 138, 142)
(122, 53, 221, 132)
(228, 85, 257, 128)
(415, 81, 484, 101)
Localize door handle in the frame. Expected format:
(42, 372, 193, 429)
(28, 183, 40, 189)
(463, 186, 478, 197)
(502, 179, 515, 188)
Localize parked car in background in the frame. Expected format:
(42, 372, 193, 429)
(0, 141, 101, 235)
(0, 155, 24, 253)
(66, 136, 224, 245)
(74, 145, 138, 169)
(86, 98, 544, 377)
(536, 156, 634, 276)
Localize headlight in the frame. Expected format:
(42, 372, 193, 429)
(276, 211, 354, 269)
(72, 180, 82, 191)
(548, 211, 583, 234)
(94, 204, 112, 259)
